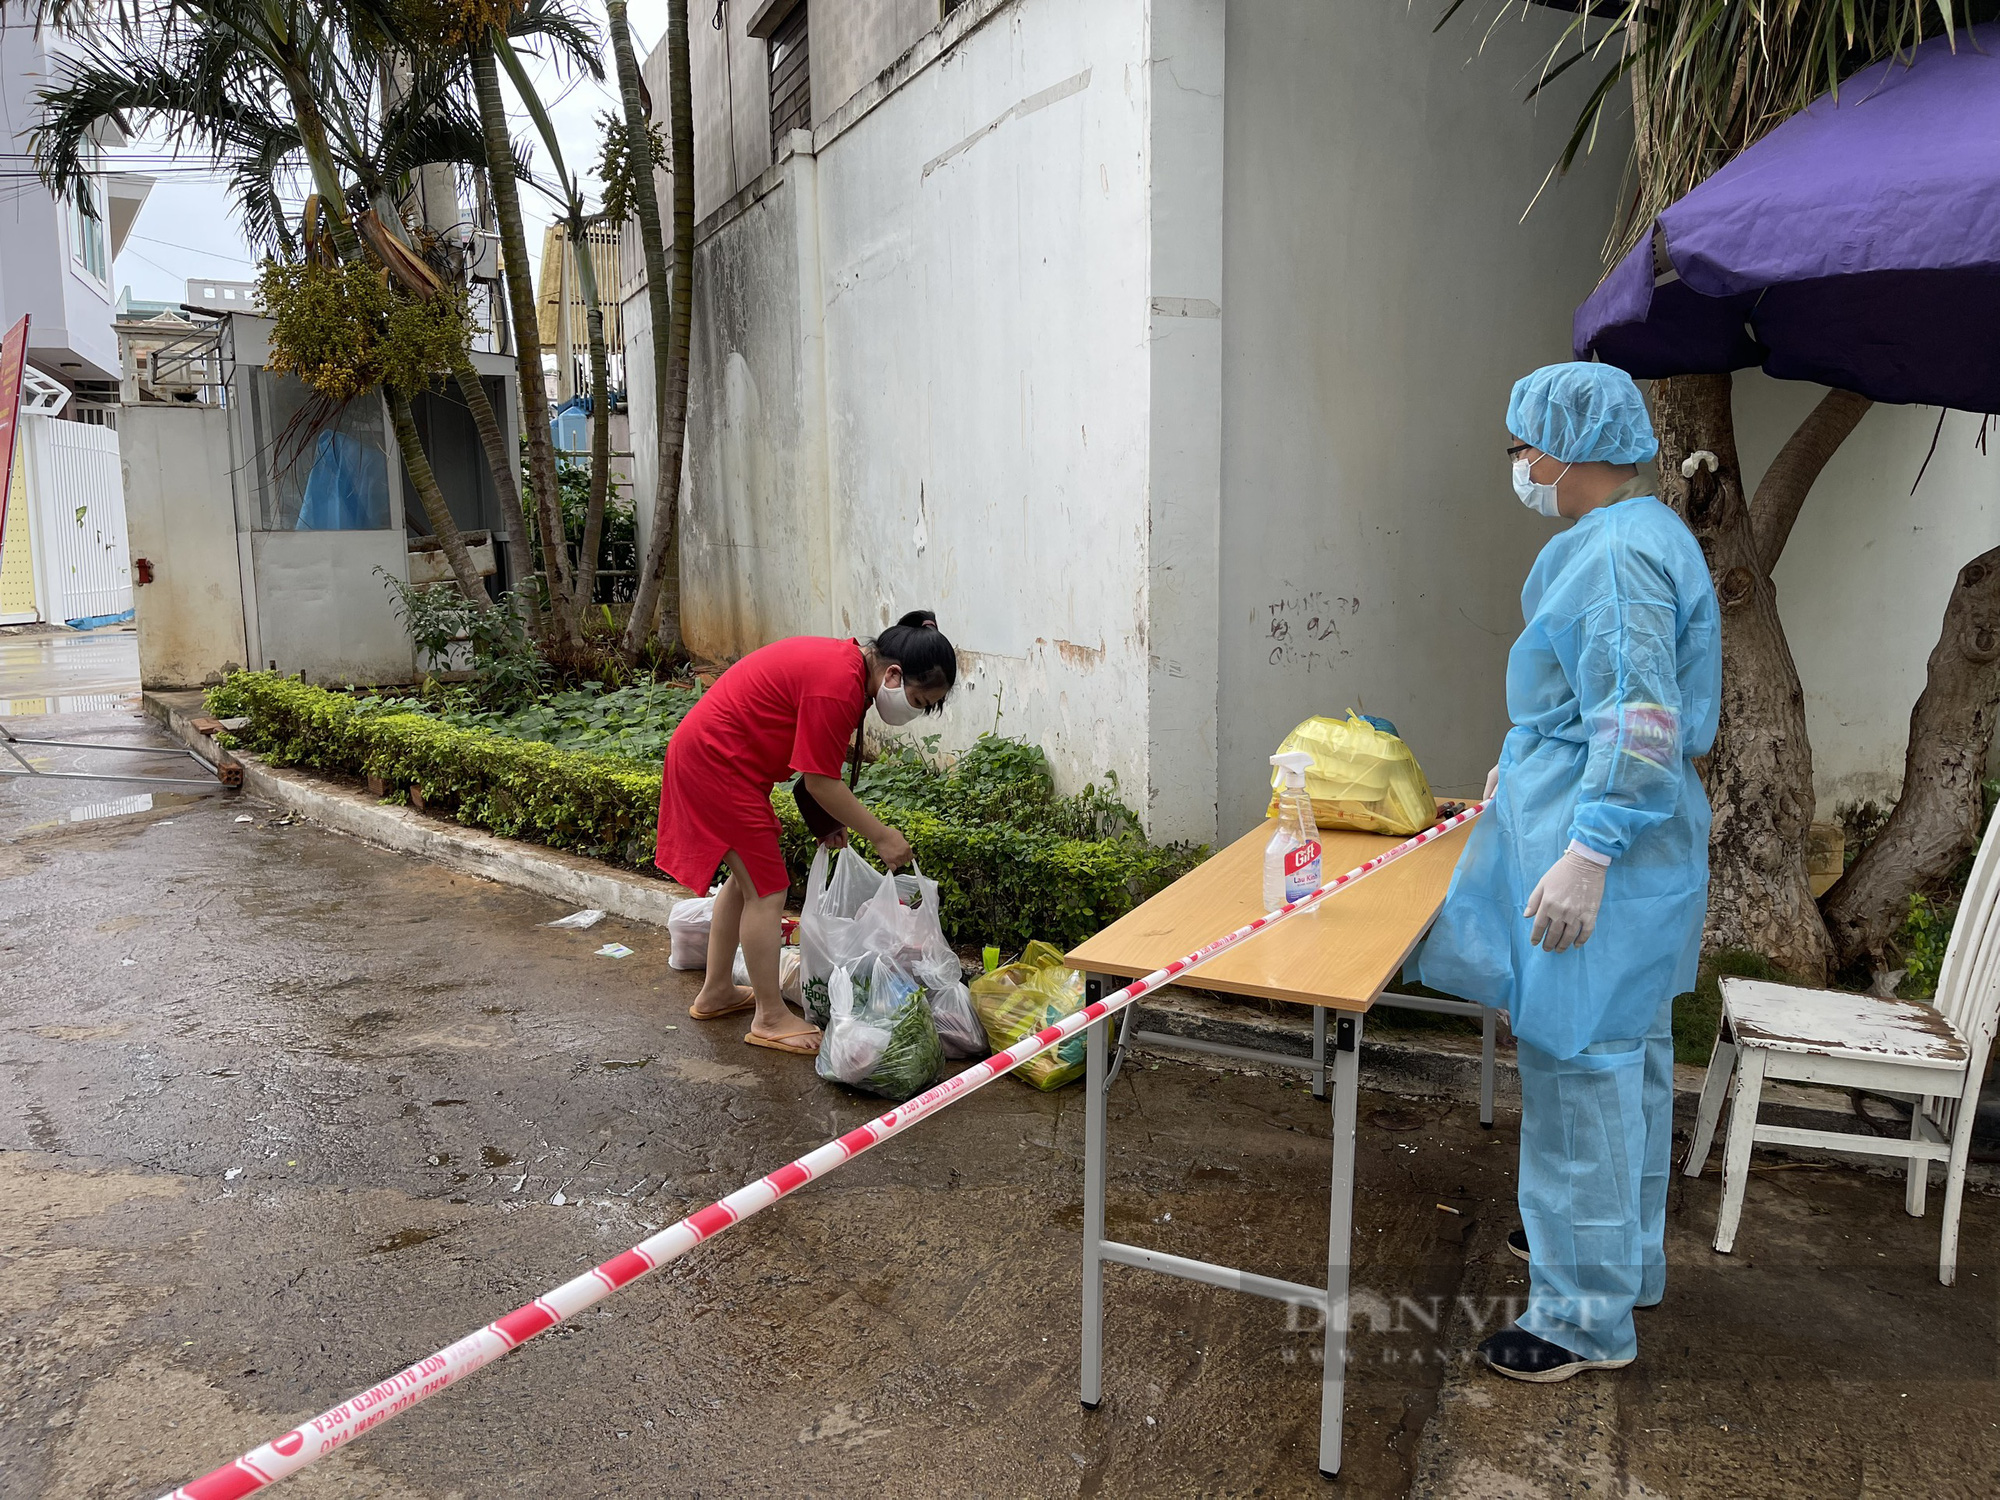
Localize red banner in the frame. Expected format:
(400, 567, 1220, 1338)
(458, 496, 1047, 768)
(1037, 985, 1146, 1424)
(0, 313, 28, 579)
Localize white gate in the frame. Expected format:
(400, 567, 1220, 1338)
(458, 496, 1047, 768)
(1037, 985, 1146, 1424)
(28, 415, 132, 627)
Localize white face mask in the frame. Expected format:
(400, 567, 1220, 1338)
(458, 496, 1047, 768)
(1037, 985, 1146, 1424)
(874, 671, 922, 726)
(1512, 455, 1569, 519)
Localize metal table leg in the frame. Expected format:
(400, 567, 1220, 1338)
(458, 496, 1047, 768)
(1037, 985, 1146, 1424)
(1479, 1006, 1497, 1128)
(1320, 1010, 1363, 1479)
(1312, 1006, 1329, 1101)
(1080, 983, 1110, 1410)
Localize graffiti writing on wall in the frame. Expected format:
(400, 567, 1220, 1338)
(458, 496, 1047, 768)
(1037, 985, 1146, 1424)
(1262, 588, 1359, 670)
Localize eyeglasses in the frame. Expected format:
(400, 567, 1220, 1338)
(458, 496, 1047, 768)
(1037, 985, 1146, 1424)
(1506, 443, 1533, 459)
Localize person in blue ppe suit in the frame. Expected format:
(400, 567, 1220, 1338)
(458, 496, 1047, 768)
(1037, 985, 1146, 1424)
(1419, 362, 1720, 1383)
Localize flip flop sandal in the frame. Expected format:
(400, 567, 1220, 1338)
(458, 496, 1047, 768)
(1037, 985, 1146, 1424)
(744, 1026, 821, 1056)
(688, 992, 757, 1020)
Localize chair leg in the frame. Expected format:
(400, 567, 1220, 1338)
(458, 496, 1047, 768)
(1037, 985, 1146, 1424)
(1684, 1026, 1737, 1178)
(1937, 1120, 1976, 1287)
(1713, 1046, 1767, 1255)
(1906, 1101, 1931, 1219)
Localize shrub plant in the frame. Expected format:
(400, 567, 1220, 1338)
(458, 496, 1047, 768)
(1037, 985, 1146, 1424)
(206, 673, 1203, 948)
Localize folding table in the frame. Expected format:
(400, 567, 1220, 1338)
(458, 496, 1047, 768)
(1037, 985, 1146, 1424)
(1064, 813, 1481, 1479)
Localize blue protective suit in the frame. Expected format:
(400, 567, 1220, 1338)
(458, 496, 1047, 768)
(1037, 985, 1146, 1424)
(1419, 494, 1720, 1059)
(1514, 996, 1675, 1361)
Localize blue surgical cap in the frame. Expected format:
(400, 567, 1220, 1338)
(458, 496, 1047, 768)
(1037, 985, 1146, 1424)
(1507, 362, 1658, 465)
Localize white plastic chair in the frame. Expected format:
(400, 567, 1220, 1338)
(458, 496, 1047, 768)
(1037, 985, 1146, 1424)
(1684, 803, 2000, 1286)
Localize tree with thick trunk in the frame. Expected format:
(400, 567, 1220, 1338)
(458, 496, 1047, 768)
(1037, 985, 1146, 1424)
(1823, 544, 2000, 970)
(611, 0, 689, 662)
(472, 40, 578, 647)
(1651, 378, 1871, 981)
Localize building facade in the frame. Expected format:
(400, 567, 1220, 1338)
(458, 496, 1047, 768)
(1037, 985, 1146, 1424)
(624, 0, 1999, 843)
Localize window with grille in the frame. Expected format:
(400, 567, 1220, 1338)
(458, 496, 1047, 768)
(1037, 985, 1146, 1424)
(768, 4, 811, 148)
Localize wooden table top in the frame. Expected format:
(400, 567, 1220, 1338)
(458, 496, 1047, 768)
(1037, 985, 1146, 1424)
(1064, 813, 1475, 1011)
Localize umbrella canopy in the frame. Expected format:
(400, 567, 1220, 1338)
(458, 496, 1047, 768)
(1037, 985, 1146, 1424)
(1575, 26, 2000, 409)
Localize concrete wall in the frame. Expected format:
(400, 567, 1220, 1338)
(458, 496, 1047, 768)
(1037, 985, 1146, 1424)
(811, 0, 940, 124)
(120, 404, 247, 688)
(1212, 2, 1629, 839)
(1738, 381, 2000, 810)
(680, 146, 826, 653)
(810, 0, 1158, 806)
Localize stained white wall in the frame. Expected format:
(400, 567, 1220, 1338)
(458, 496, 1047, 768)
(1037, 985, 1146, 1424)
(1737, 380, 2000, 809)
(121, 404, 248, 688)
(674, 0, 1164, 808)
(812, 0, 1156, 804)
(1213, 2, 1630, 840)
(679, 147, 827, 652)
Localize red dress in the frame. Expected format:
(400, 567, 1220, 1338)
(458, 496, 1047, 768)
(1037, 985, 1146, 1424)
(655, 636, 866, 897)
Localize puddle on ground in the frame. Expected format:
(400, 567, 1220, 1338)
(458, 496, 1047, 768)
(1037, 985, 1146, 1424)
(424, 1153, 458, 1167)
(480, 1146, 515, 1169)
(430, 1098, 468, 1107)
(600, 1057, 652, 1071)
(20, 790, 207, 834)
(368, 1227, 447, 1255)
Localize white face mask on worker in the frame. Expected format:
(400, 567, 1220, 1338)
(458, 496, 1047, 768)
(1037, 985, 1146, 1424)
(1513, 456, 1569, 519)
(874, 672, 921, 726)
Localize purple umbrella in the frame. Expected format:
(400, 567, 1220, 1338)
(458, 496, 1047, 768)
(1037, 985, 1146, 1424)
(1575, 26, 2000, 409)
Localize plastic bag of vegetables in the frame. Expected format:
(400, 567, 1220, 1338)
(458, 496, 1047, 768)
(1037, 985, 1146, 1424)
(969, 940, 1089, 1091)
(815, 951, 945, 1101)
(799, 848, 985, 1058)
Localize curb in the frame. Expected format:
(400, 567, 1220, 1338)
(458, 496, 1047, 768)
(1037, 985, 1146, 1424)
(144, 691, 696, 926)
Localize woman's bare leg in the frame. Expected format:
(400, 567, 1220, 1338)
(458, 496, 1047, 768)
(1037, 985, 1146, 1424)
(726, 852, 817, 1045)
(688, 868, 753, 1017)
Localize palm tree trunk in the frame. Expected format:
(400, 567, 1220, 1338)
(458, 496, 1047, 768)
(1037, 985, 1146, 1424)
(611, 0, 689, 662)
(450, 349, 538, 628)
(472, 39, 578, 647)
(1653, 372, 1831, 981)
(1822, 545, 2000, 972)
(387, 389, 491, 606)
(567, 217, 613, 612)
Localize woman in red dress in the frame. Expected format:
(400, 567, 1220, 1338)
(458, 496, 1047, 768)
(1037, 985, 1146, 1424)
(655, 612, 958, 1053)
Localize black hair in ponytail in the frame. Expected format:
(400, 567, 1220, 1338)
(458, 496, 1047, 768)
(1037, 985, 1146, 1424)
(868, 609, 957, 709)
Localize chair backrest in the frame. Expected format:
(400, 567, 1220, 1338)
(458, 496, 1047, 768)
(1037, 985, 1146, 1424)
(1933, 799, 2000, 1040)
(1935, 802, 2000, 1119)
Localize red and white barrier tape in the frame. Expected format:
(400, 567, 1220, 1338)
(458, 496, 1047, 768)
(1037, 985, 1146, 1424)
(161, 803, 1483, 1499)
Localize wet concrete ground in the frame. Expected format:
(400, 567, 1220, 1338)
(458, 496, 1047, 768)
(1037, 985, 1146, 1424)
(0, 624, 141, 715)
(3, 712, 1997, 1496)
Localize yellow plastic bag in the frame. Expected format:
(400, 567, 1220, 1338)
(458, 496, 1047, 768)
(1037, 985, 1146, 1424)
(969, 940, 1088, 1091)
(1266, 712, 1436, 836)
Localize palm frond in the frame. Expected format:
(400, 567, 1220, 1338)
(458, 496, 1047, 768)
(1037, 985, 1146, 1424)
(1449, 0, 1980, 263)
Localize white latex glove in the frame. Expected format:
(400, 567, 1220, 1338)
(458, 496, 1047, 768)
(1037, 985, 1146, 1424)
(1483, 765, 1500, 801)
(1524, 848, 1608, 953)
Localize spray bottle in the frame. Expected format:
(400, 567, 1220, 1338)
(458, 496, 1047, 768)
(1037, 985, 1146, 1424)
(1265, 751, 1323, 914)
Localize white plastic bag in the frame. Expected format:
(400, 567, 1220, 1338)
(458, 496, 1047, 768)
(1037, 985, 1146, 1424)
(814, 951, 943, 1100)
(799, 848, 895, 1025)
(798, 849, 983, 1054)
(730, 944, 803, 1003)
(668, 897, 714, 970)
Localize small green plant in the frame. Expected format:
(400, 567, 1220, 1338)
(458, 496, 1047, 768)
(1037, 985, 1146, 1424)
(1895, 894, 1952, 1000)
(378, 572, 545, 710)
(205, 673, 1205, 948)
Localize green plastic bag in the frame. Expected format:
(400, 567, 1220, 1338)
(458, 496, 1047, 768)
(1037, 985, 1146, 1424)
(969, 940, 1088, 1091)
(815, 951, 945, 1102)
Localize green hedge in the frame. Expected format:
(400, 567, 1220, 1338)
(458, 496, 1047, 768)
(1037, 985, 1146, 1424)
(206, 673, 1202, 948)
